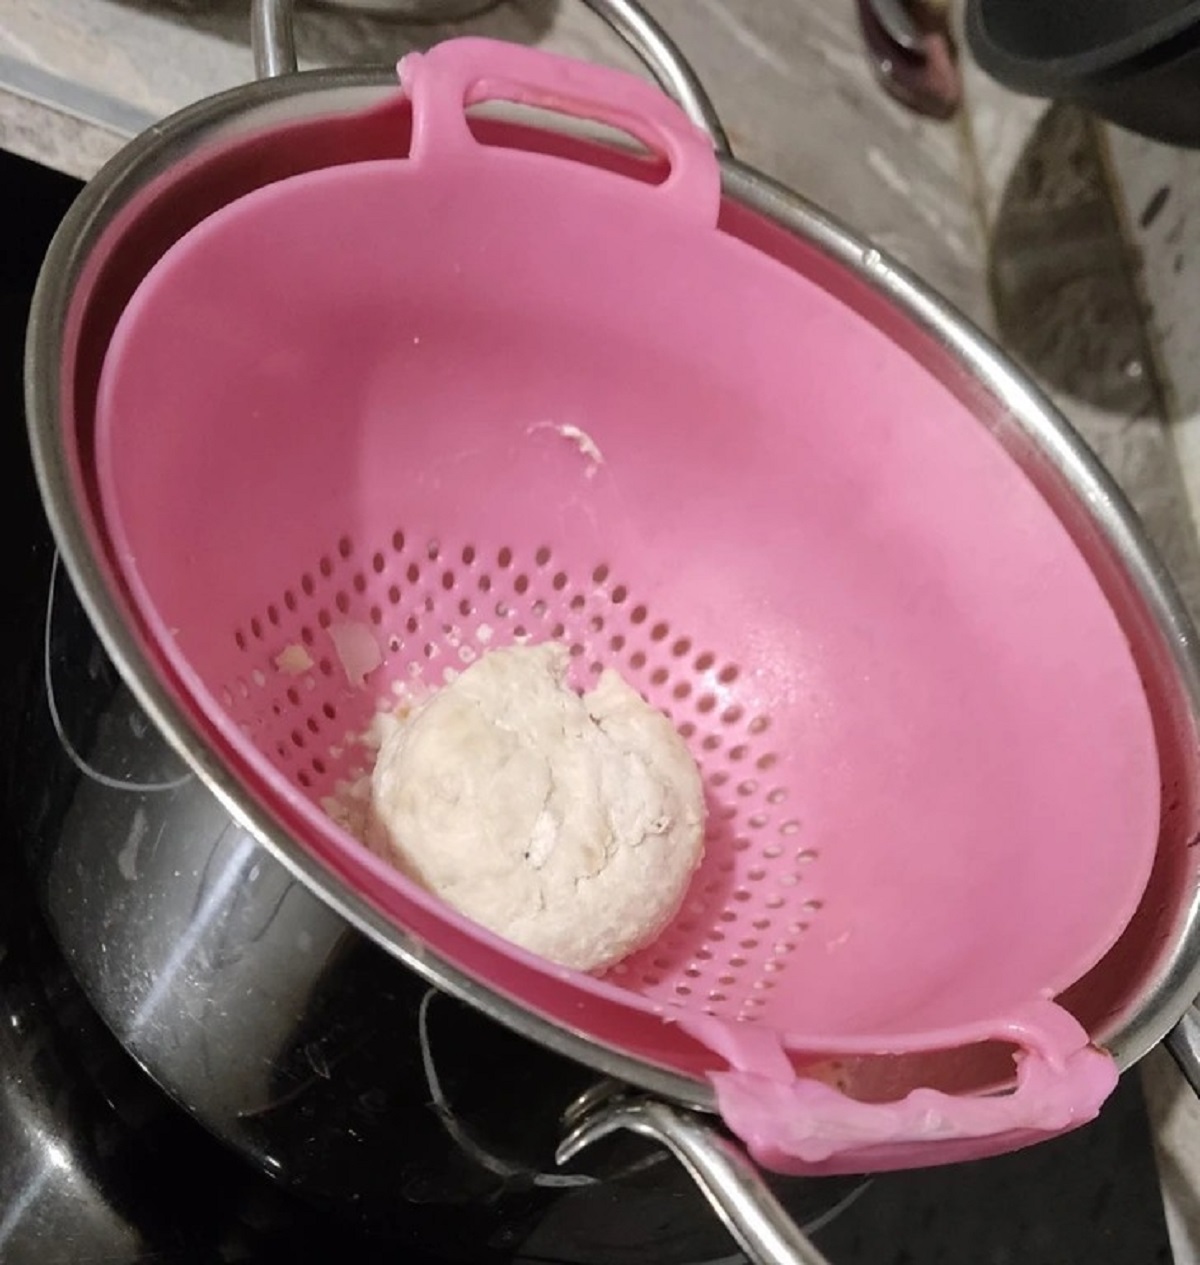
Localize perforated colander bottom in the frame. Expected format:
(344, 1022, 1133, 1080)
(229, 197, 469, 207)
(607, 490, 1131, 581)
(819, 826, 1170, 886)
(218, 526, 824, 1025)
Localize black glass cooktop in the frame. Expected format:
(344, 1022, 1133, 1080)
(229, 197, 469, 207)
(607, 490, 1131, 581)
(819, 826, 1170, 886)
(0, 144, 1178, 1265)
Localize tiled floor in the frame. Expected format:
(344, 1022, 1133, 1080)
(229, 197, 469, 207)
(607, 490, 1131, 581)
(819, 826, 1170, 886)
(1106, 124, 1200, 526)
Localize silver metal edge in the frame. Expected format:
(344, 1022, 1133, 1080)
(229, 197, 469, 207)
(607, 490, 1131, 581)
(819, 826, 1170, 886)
(559, 1096, 835, 1265)
(252, 0, 299, 79)
(577, 0, 731, 152)
(1166, 1001, 1200, 1095)
(866, 0, 923, 53)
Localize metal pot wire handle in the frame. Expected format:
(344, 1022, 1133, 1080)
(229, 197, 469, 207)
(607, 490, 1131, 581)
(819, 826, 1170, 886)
(238, 6, 840, 1264)
(249, 0, 732, 154)
(559, 1091, 837, 1265)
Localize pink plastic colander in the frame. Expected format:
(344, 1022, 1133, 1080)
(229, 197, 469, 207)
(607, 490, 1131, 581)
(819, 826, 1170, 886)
(93, 38, 1159, 1174)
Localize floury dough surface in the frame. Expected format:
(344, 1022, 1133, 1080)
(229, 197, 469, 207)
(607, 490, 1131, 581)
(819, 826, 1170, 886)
(366, 643, 706, 971)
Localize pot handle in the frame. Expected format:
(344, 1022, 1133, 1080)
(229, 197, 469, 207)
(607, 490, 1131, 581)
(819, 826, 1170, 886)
(248, 0, 731, 154)
(558, 1093, 836, 1265)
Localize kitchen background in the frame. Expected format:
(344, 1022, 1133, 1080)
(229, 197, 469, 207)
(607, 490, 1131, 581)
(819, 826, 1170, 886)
(2, 1, 1200, 1261)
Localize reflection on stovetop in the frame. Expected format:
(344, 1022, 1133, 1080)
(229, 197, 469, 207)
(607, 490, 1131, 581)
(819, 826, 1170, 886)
(0, 144, 1179, 1265)
(0, 854, 436, 1264)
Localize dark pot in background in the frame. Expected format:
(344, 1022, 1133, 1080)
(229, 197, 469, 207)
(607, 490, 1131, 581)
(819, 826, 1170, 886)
(966, 0, 1200, 146)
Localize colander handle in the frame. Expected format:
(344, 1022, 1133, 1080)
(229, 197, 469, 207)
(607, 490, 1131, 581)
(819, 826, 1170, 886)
(558, 1095, 837, 1265)
(398, 37, 721, 225)
(700, 998, 1119, 1173)
(248, 0, 731, 154)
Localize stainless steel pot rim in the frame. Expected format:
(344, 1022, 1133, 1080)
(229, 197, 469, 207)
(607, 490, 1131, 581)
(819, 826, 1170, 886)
(25, 63, 1200, 1113)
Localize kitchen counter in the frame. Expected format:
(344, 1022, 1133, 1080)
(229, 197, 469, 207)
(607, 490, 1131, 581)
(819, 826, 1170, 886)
(1, 2, 1199, 1261)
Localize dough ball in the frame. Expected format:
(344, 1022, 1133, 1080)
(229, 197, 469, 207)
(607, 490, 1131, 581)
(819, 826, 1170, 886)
(367, 642, 705, 970)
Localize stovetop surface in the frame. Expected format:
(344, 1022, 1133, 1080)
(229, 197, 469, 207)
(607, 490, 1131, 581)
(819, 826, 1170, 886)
(0, 145, 1178, 1265)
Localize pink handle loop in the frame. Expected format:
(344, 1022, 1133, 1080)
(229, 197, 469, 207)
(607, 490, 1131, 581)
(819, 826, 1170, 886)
(398, 37, 721, 226)
(691, 1000, 1119, 1174)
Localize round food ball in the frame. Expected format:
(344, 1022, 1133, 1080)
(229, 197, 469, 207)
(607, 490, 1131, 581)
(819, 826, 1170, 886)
(367, 642, 705, 970)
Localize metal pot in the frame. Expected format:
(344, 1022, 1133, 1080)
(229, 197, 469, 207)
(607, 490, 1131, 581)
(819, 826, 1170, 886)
(21, 556, 868, 1263)
(20, 1, 1200, 1262)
